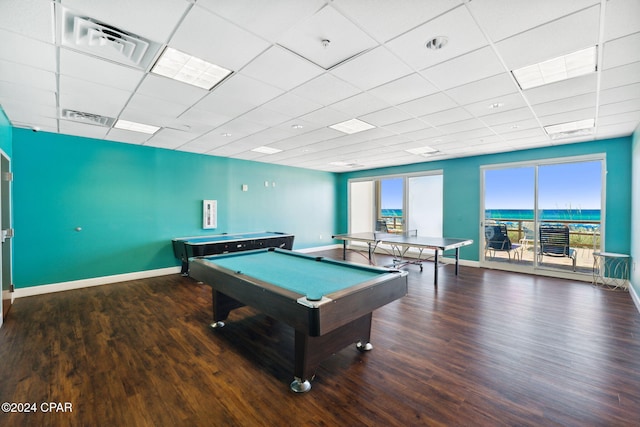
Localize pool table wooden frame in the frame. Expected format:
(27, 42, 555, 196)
(189, 248, 408, 392)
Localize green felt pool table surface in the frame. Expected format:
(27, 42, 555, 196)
(202, 249, 389, 301)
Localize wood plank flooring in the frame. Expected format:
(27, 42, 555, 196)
(1, 249, 639, 426)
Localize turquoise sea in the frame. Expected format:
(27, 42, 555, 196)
(485, 209, 600, 221)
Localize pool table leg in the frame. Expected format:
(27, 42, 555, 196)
(209, 290, 244, 329)
(291, 313, 373, 393)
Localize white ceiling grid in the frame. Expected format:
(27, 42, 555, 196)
(0, 0, 638, 172)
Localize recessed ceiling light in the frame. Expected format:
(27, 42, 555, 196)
(329, 118, 375, 134)
(251, 146, 282, 154)
(425, 36, 448, 50)
(489, 102, 503, 109)
(151, 47, 233, 90)
(512, 46, 596, 90)
(114, 119, 160, 134)
(291, 124, 304, 129)
(405, 146, 439, 155)
(544, 118, 595, 139)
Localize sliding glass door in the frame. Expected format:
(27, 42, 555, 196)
(482, 156, 603, 277)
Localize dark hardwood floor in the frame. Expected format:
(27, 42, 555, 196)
(1, 249, 639, 426)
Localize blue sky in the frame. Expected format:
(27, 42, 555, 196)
(485, 161, 602, 209)
(381, 177, 403, 209)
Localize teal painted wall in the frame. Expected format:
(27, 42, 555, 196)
(0, 108, 12, 157)
(631, 126, 639, 297)
(12, 129, 337, 287)
(337, 137, 633, 262)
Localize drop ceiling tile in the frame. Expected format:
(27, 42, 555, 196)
(195, 74, 283, 116)
(177, 108, 232, 129)
(368, 73, 438, 105)
(596, 121, 639, 138)
(144, 128, 196, 150)
(480, 107, 538, 127)
(59, 120, 109, 139)
(213, 117, 267, 141)
(105, 128, 152, 145)
(0, 99, 57, 122)
(421, 107, 473, 127)
(198, 0, 325, 42)
(0, 29, 56, 72)
(126, 92, 190, 118)
(598, 99, 640, 117)
(468, 0, 599, 42)
(463, 93, 528, 117)
(360, 107, 413, 126)
(603, 0, 640, 41)
(0, 0, 53, 42)
(261, 92, 323, 118)
(333, 0, 462, 43)
(600, 61, 640, 90)
(602, 32, 640, 70)
(278, 5, 378, 70)
(239, 107, 291, 127)
(401, 126, 446, 142)
(62, 0, 189, 42)
(439, 118, 488, 135)
(599, 83, 640, 106)
(398, 92, 458, 117)
(270, 128, 344, 150)
(136, 74, 208, 106)
(299, 107, 351, 127)
(385, 5, 488, 70)
(538, 107, 596, 126)
(0, 59, 56, 91)
(490, 119, 541, 135)
(0, 81, 56, 107)
(421, 46, 505, 90)
(170, 6, 270, 70)
(242, 46, 324, 91)
(330, 92, 390, 117)
(445, 73, 518, 105)
(495, 5, 600, 70)
(291, 73, 361, 106)
(60, 48, 144, 91)
(597, 111, 640, 126)
(382, 118, 431, 134)
(330, 46, 413, 91)
(522, 74, 597, 106)
(532, 93, 596, 116)
(59, 75, 131, 117)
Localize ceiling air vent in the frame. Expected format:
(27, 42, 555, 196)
(61, 109, 115, 127)
(59, 6, 161, 69)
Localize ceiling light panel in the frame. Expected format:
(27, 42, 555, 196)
(251, 146, 282, 154)
(329, 118, 375, 134)
(114, 119, 160, 134)
(544, 119, 595, 135)
(512, 46, 596, 90)
(151, 47, 233, 90)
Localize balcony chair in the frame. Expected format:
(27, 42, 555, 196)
(538, 225, 577, 271)
(375, 219, 389, 232)
(484, 224, 521, 261)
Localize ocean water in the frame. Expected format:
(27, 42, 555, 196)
(485, 209, 600, 221)
(381, 209, 403, 217)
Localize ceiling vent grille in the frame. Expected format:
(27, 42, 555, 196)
(61, 109, 115, 127)
(59, 6, 161, 69)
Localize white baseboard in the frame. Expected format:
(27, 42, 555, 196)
(295, 244, 342, 253)
(630, 281, 640, 314)
(13, 266, 181, 299)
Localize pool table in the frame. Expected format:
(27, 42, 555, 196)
(189, 248, 408, 392)
(172, 231, 294, 275)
